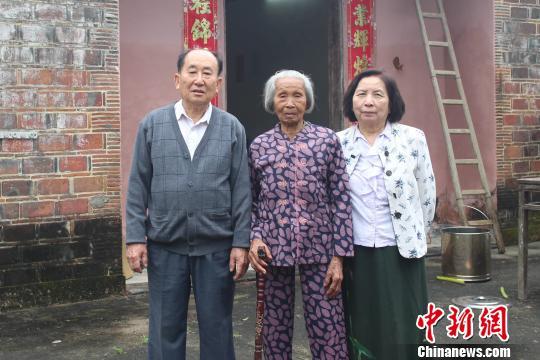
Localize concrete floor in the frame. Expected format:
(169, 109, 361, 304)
(0, 239, 539, 360)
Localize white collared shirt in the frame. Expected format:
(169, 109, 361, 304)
(349, 123, 397, 248)
(174, 100, 212, 159)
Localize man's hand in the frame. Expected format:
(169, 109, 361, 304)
(127, 243, 148, 273)
(323, 256, 344, 298)
(248, 239, 272, 274)
(229, 247, 249, 280)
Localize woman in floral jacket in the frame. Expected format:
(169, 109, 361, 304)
(248, 70, 354, 359)
(338, 69, 436, 360)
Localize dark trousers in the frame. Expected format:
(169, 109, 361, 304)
(147, 244, 235, 360)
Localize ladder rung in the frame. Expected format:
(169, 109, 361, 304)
(442, 99, 464, 105)
(434, 70, 457, 76)
(448, 129, 471, 134)
(423, 12, 442, 18)
(455, 159, 479, 165)
(461, 189, 487, 196)
(467, 219, 493, 226)
(429, 41, 449, 47)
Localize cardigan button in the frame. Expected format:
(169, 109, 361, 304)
(188, 212, 193, 217)
(384, 151, 389, 157)
(393, 193, 397, 198)
(184, 153, 189, 159)
(386, 170, 392, 176)
(394, 211, 402, 219)
(188, 182, 193, 187)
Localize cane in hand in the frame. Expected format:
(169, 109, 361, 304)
(254, 246, 267, 360)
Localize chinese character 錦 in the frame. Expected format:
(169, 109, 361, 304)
(446, 305, 474, 340)
(479, 305, 509, 342)
(191, 18, 212, 44)
(416, 302, 445, 344)
(354, 4, 368, 27)
(190, 0, 211, 15)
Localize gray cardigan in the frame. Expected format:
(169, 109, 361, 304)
(125, 103, 252, 255)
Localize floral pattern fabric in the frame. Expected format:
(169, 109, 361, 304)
(337, 123, 436, 258)
(249, 122, 354, 266)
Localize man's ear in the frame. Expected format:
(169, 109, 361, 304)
(216, 76, 223, 92)
(174, 73, 181, 90)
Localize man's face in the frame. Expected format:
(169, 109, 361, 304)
(175, 50, 222, 107)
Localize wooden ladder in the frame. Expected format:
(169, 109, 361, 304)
(415, 0, 505, 253)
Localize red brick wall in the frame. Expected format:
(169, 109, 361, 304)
(495, 0, 540, 220)
(0, 0, 123, 309)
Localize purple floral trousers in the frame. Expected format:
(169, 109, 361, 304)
(262, 263, 349, 360)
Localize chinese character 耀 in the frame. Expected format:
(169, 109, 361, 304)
(191, 18, 212, 44)
(353, 55, 368, 75)
(190, 0, 211, 15)
(354, 4, 368, 27)
(354, 29, 369, 51)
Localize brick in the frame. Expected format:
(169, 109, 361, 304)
(22, 157, 55, 174)
(530, 38, 540, 51)
(1, 139, 34, 153)
(519, 22, 537, 35)
(522, 83, 540, 95)
(56, 113, 87, 129)
(0, 247, 18, 266)
(21, 201, 55, 218)
(524, 144, 539, 157)
(505, 145, 522, 159)
(2, 268, 37, 286)
(35, 4, 67, 21)
(1, 180, 32, 196)
(532, 8, 540, 19)
(0, 159, 19, 175)
(512, 67, 529, 78)
(0, 23, 18, 41)
(532, 130, 540, 141)
(53, 70, 88, 87)
(0, 69, 16, 86)
(38, 222, 69, 239)
(513, 130, 530, 142)
(74, 176, 103, 193)
(19, 113, 52, 129)
(37, 178, 69, 195)
(20, 24, 55, 43)
(56, 198, 88, 215)
(73, 134, 103, 150)
(73, 92, 103, 107)
(0, 113, 16, 129)
(511, 7, 529, 18)
(59, 156, 88, 172)
(532, 160, 540, 171)
(503, 21, 519, 33)
(523, 114, 539, 125)
(20, 69, 54, 85)
(512, 98, 529, 109)
(1, 90, 38, 108)
(0, 3, 32, 19)
(503, 82, 521, 94)
(37, 134, 71, 152)
(71, 7, 102, 23)
(504, 51, 537, 64)
(535, 99, 540, 109)
(530, 67, 540, 79)
(3, 224, 36, 242)
(73, 49, 102, 66)
(36, 47, 72, 66)
(513, 161, 530, 173)
(37, 92, 73, 107)
(0, 203, 19, 220)
(0, 47, 34, 64)
(520, 0, 536, 4)
(504, 0, 519, 3)
(55, 27, 87, 44)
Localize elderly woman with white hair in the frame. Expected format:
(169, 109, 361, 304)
(248, 70, 354, 359)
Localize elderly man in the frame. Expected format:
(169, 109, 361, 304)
(125, 49, 251, 360)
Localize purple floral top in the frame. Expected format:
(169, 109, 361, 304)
(249, 122, 354, 267)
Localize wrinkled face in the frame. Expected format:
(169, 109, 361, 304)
(273, 77, 307, 127)
(352, 76, 390, 126)
(175, 49, 222, 107)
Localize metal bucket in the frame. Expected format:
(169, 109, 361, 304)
(441, 226, 491, 282)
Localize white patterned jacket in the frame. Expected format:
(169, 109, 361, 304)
(337, 123, 436, 258)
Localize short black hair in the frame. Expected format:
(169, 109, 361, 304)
(176, 49, 223, 75)
(343, 69, 405, 123)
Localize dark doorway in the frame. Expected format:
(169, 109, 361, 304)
(225, 0, 342, 144)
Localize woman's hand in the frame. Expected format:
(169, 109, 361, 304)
(324, 256, 344, 298)
(248, 239, 272, 274)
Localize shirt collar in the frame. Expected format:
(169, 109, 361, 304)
(174, 100, 212, 125)
(353, 122, 392, 143)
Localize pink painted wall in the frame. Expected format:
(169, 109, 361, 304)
(119, 0, 183, 235)
(373, 0, 495, 222)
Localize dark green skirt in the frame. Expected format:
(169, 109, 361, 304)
(343, 245, 428, 360)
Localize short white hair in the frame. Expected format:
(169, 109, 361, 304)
(263, 70, 315, 114)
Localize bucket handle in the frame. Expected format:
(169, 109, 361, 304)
(463, 205, 489, 220)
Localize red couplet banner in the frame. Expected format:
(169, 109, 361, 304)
(347, 0, 375, 81)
